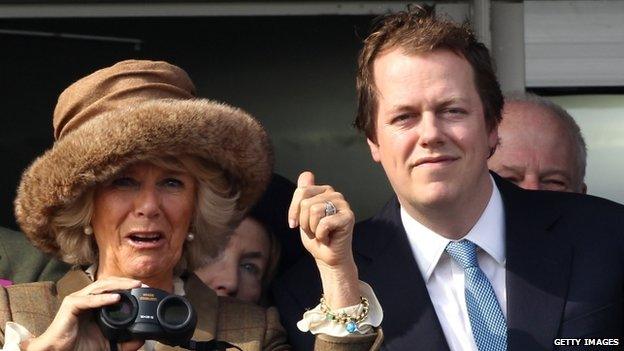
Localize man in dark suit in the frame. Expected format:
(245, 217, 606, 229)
(273, 6, 623, 351)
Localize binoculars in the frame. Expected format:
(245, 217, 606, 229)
(97, 287, 197, 347)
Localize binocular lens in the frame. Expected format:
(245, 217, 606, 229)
(161, 298, 188, 325)
(157, 295, 195, 331)
(104, 293, 136, 325)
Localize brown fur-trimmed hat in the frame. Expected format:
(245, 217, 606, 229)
(15, 60, 273, 255)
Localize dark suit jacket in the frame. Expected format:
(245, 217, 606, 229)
(272, 174, 624, 350)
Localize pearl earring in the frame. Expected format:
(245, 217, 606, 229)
(84, 225, 93, 236)
(186, 232, 195, 242)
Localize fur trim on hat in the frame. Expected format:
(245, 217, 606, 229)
(15, 98, 273, 255)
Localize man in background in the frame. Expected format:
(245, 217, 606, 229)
(488, 93, 587, 193)
(0, 226, 69, 285)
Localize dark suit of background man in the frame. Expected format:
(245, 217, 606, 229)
(273, 6, 623, 351)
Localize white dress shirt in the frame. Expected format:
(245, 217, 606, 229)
(401, 177, 506, 351)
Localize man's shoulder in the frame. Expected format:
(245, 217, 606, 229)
(354, 197, 402, 233)
(513, 185, 624, 219)
(542, 191, 624, 242)
(0, 226, 47, 279)
(496, 173, 624, 218)
(0, 226, 31, 248)
(0, 226, 70, 284)
(0, 226, 47, 260)
(499, 181, 624, 249)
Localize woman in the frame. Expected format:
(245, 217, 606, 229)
(0, 60, 381, 350)
(195, 174, 301, 304)
(196, 214, 276, 304)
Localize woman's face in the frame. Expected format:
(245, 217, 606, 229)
(91, 162, 196, 283)
(195, 217, 271, 303)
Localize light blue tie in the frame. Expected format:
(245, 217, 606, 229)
(446, 240, 507, 351)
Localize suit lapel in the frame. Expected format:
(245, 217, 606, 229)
(496, 175, 573, 351)
(354, 198, 450, 351)
(56, 268, 93, 299)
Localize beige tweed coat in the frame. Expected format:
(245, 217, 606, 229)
(0, 269, 382, 350)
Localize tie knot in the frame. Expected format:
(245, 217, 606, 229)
(446, 240, 479, 269)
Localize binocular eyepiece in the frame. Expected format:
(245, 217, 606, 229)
(97, 287, 197, 347)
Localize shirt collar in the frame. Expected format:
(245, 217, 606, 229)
(401, 175, 506, 282)
(465, 179, 505, 265)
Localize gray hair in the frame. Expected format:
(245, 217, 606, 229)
(504, 92, 587, 186)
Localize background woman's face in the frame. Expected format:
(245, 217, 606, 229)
(91, 162, 196, 281)
(195, 217, 271, 303)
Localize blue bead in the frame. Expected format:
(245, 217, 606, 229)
(346, 321, 358, 333)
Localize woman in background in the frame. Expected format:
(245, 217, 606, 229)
(195, 174, 302, 304)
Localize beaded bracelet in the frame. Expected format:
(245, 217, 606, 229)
(319, 295, 370, 333)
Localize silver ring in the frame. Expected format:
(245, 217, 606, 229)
(324, 201, 337, 217)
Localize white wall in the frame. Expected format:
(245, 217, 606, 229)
(549, 95, 624, 205)
(525, 0, 624, 87)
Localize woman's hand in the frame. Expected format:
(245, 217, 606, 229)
(289, 171, 355, 267)
(288, 171, 360, 309)
(23, 277, 144, 351)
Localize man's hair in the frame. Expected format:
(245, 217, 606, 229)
(355, 5, 503, 141)
(505, 92, 587, 183)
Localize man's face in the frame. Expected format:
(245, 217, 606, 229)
(367, 49, 497, 216)
(488, 101, 586, 193)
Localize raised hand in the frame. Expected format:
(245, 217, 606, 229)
(288, 171, 359, 308)
(288, 171, 355, 267)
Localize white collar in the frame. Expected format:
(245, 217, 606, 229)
(401, 175, 506, 282)
(85, 264, 186, 296)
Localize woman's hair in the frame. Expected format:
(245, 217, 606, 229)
(52, 155, 241, 271)
(243, 173, 299, 304)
